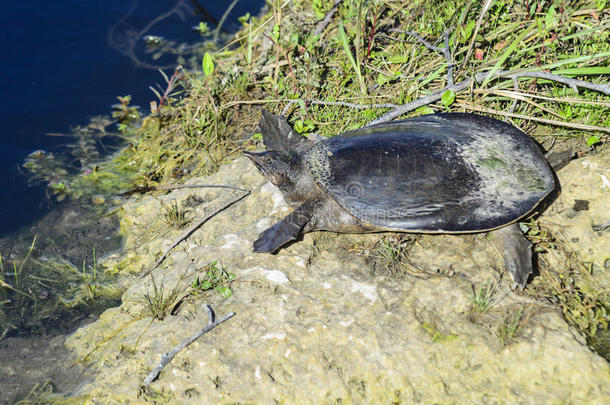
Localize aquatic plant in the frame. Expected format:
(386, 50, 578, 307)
(0, 237, 120, 338)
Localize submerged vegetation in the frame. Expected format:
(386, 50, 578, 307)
(0, 236, 121, 338)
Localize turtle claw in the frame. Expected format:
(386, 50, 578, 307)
(253, 202, 315, 253)
(491, 224, 533, 289)
(253, 222, 298, 253)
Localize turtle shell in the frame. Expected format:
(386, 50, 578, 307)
(305, 113, 555, 232)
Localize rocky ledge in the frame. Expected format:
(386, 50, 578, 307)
(66, 147, 609, 403)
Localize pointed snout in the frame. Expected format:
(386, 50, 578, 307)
(244, 150, 269, 177)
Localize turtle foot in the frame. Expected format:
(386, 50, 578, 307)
(253, 202, 315, 253)
(491, 224, 533, 289)
(253, 222, 298, 253)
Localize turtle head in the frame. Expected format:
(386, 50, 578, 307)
(245, 150, 302, 193)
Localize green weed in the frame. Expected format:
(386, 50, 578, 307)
(190, 261, 236, 299)
(161, 200, 192, 230)
(469, 281, 497, 319)
(497, 307, 524, 346)
(143, 274, 187, 321)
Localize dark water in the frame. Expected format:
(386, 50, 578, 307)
(0, 0, 264, 237)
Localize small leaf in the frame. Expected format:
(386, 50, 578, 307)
(202, 52, 214, 76)
(545, 6, 557, 30)
(441, 89, 455, 107)
(217, 286, 232, 298)
(238, 13, 250, 24)
(272, 23, 280, 41)
(388, 55, 409, 63)
(415, 106, 435, 115)
(462, 20, 476, 41)
(586, 135, 601, 147)
(197, 22, 209, 35)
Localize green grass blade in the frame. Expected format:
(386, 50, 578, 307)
(482, 28, 532, 88)
(339, 21, 366, 96)
(535, 52, 610, 71)
(551, 67, 610, 76)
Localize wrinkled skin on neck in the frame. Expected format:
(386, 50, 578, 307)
(244, 150, 319, 207)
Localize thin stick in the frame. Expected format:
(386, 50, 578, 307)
(280, 99, 398, 115)
(367, 68, 610, 125)
(143, 305, 236, 387)
(457, 102, 610, 133)
(311, 100, 398, 109)
(313, 0, 343, 37)
(462, 0, 494, 70)
(140, 188, 250, 279)
(156, 183, 250, 193)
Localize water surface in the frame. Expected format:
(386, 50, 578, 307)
(0, 0, 264, 237)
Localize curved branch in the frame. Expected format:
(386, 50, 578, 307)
(368, 69, 610, 125)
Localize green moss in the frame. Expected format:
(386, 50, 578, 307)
(422, 321, 458, 343)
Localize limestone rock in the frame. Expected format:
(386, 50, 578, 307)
(66, 155, 610, 403)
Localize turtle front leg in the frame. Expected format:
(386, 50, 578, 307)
(253, 202, 315, 253)
(491, 223, 533, 289)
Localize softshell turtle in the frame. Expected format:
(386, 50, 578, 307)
(245, 111, 556, 288)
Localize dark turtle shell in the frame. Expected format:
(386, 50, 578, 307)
(305, 113, 555, 232)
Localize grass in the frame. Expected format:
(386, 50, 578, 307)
(143, 274, 186, 321)
(142, 260, 235, 320)
(469, 280, 497, 320)
(0, 237, 120, 338)
(161, 199, 192, 230)
(497, 307, 525, 346)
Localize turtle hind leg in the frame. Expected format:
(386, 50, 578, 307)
(253, 202, 315, 253)
(491, 223, 533, 290)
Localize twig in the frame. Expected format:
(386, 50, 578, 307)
(122, 183, 249, 197)
(386, 28, 454, 85)
(462, 0, 494, 70)
(140, 188, 250, 279)
(156, 183, 251, 193)
(443, 29, 454, 85)
(281, 99, 398, 115)
(313, 0, 343, 37)
(108, 0, 191, 70)
(367, 68, 610, 125)
(310, 100, 398, 109)
(143, 305, 236, 387)
(457, 102, 610, 133)
(499, 69, 610, 95)
(477, 89, 565, 119)
(592, 220, 610, 232)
